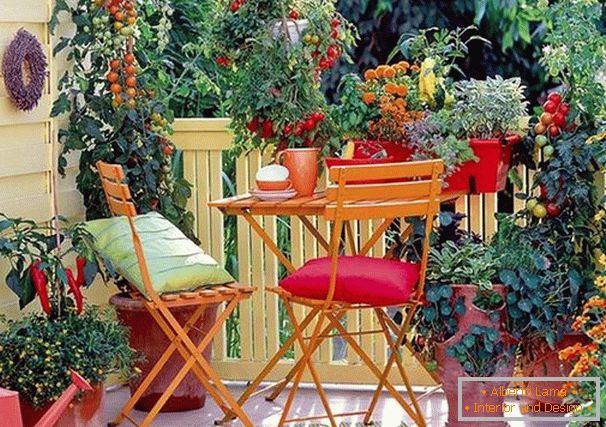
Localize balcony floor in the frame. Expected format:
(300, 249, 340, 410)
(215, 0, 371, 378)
(102, 383, 567, 426)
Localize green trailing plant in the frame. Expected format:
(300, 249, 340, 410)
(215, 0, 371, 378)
(446, 324, 513, 377)
(206, 0, 356, 155)
(0, 308, 137, 409)
(50, 0, 196, 240)
(453, 75, 529, 139)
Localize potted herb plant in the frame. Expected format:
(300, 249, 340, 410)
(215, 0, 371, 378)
(413, 236, 515, 426)
(0, 214, 136, 427)
(448, 75, 528, 193)
(207, 0, 356, 196)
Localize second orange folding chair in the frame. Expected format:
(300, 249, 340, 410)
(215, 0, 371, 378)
(267, 160, 444, 426)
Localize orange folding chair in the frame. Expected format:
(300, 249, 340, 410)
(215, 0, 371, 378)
(268, 160, 444, 427)
(96, 161, 255, 427)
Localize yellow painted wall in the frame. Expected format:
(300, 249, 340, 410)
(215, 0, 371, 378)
(0, 1, 109, 319)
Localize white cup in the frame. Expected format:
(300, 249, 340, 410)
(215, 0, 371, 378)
(256, 165, 290, 182)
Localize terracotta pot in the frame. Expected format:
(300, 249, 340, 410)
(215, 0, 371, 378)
(276, 148, 319, 196)
(433, 284, 514, 426)
(110, 294, 218, 412)
(519, 332, 589, 411)
(20, 385, 105, 427)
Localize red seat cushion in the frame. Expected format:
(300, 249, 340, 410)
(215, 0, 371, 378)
(279, 256, 419, 306)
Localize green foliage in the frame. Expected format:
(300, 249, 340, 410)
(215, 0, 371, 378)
(428, 240, 501, 290)
(406, 110, 477, 177)
(50, 0, 196, 240)
(501, 128, 606, 347)
(332, 0, 547, 102)
(206, 0, 356, 155)
(0, 308, 136, 409)
(446, 324, 512, 377)
(453, 76, 529, 138)
(0, 214, 103, 314)
(539, 0, 606, 126)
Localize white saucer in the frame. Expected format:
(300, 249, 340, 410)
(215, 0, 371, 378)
(250, 188, 297, 201)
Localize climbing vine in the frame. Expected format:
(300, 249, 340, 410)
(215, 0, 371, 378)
(50, 0, 195, 239)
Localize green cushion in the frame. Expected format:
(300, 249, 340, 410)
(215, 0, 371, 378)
(84, 212, 234, 297)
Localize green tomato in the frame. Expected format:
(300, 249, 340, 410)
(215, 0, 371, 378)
(535, 135, 548, 147)
(543, 145, 555, 157)
(533, 203, 548, 219)
(526, 199, 538, 212)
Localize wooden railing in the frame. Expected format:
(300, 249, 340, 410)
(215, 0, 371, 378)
(172, 118, 531, 386)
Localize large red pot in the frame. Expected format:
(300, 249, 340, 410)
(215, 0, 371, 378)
(20, 385, 105, 427)
(110, 294, 218, 412)
(434, 285, 514, 427)
(445, 135, 521, 194)
(520, 332, 589, 412)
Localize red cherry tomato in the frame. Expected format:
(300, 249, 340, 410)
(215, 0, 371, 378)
(289, 10, 299, 19)
(261, 120, 275, 139)
(558, 103, 570, 115)
(246, 117, 259, 132)
(283, 124, 293, 136)
(542, 101, 558, 114)
(302, 118, 316, 131)
(311, 112, 325, 122)
(327, 45, 340, 59)
(547, 92, 562, 105)
(548, 125, 561, 138)
(331, 18, 340, 28)
(553, 112, 567, 128)
(546, 203, 561, 217)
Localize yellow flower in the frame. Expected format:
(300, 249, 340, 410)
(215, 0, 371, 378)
(419, 57, 437, 104)
(594, 210, 605, 222)
(599, 254, 606, 266)
(586, 131, 606, 145)
(594, 275, 606, 290)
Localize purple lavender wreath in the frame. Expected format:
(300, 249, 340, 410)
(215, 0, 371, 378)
(2, 29, 48, 111)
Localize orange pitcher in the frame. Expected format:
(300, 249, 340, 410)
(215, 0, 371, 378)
(276, 148, 319, 197)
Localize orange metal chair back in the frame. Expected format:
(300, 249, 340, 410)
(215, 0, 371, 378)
(323, 159, 444, 305)
(96, 161, 157, 302)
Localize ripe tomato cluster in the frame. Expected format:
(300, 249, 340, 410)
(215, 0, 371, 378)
(304, 17, 343, 70)
(104, 0, 139, 109)
(533, 92, 574, 158)
(247, 111, 326, 149)
(215, 56, 231, 67)
(527, 179, 567, 219)
(108, 53, 137, 108)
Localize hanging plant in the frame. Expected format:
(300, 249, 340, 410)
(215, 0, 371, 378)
(2, 29, 47, 111)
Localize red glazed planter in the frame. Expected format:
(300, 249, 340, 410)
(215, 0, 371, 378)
(445, 135, 521, 194)
(110, 294, 218, 412)
(434, 284, 514, 427)
(20, 385, 105, 427)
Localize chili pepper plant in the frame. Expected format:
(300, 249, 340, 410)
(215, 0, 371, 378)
(0, 213, 137, 409)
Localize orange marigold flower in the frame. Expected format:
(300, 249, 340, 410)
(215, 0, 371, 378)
(384, 83, 398, 94)
(398, 60, 410, 70)
(394, 98, 407, 109)
(364, 69, 378, 81)
(376, 65, 388, 78)
(362, 92, 376, 105)
(383, 66, 396, 78)
(396, 85, 408, 97)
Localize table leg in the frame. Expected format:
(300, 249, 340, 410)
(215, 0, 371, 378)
(242, 211, 296, 273)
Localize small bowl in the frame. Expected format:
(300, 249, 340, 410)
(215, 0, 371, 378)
(256, 179, 291, 191)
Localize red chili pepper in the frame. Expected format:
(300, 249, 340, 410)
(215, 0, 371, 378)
(31, 261, 51, 316)
(66, 268, 84, 315)
(76, 256, 87, 288)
